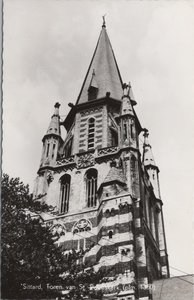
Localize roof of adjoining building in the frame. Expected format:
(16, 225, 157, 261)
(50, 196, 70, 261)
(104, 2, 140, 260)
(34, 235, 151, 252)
(103, 167, 126, 185)
(153, 275, 194, 300)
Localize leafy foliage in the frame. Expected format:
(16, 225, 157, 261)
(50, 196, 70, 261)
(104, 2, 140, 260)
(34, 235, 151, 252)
(1, 174, 65, 298)
(1, 174, 104, 299)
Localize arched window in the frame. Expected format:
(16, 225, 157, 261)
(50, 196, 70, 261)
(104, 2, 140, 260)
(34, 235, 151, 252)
(85, 169, 97, 207)
(46, 142, 50, 157)
(59, 174, 71, 213)
(88, 118, 95, 150)
(110, 128, 118, 146)
(52, 143, 56, 159)
(130, 123, 134, 139)
(123, 121, 128, 141)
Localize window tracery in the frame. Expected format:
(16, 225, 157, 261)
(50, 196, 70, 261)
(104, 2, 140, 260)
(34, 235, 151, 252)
(59, 174, 71, 213)
(73, 219, 92, 234)
(85, 168, 97, 207)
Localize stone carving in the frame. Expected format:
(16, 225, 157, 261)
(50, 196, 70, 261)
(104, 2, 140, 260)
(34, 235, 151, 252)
(54, 165, 75, 174)
(73, 218, 92, 234)
(98, 146, 118, 157)
(51, 223, 66, 236)
(56, 156, 75, 166)
(80, 107, 102, 117)
(46, 171, 54, 184)
(77, 152, 95, 168)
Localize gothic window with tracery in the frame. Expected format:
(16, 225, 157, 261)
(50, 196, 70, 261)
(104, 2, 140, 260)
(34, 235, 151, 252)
(110, 128, 118, 146)
(85, 168, 97, 207)
(51, 223, 66, 237)
(59, 174, 71, 213)
(88, 118, 95, 150)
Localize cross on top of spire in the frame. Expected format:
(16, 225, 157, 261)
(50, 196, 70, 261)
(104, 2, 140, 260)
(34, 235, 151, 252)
(102, 14, 106, 28)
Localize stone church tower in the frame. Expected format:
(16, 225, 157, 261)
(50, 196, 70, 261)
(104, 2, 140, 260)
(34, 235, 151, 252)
(34, 20, 169, 300)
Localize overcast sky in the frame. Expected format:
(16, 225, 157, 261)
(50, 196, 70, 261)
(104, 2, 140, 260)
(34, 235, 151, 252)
(3, 0, 194, 278)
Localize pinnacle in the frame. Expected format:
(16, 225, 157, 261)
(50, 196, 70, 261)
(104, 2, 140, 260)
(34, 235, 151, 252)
(44, 103, 61, 138)
(142, 129, 156, 167)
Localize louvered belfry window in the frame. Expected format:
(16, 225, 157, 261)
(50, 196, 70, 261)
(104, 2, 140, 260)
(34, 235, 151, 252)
(59, 174, 71, 213)
(88, 118, 95, 150)
(86, 169, 97, 207)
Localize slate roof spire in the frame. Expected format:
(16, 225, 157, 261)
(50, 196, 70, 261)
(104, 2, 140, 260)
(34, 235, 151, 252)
(43, 102, 61, 140)
(76, 20, 123, 104)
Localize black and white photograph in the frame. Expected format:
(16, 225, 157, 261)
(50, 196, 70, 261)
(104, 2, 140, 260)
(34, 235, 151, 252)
(2, 0, 194, 299)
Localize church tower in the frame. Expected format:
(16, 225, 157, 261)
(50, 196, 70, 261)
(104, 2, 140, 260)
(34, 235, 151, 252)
(34, 20, 169, 300)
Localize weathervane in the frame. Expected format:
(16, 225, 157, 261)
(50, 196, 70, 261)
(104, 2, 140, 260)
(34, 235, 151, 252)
(102, 14, 106, 27)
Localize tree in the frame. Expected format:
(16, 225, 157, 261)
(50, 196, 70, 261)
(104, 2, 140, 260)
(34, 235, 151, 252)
(1, 174, 104, 299)
(1, 174, 66, 298)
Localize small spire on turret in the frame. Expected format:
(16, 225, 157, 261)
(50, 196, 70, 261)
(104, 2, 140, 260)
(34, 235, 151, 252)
(53, 102, 60, 116)
(142, 129, 161, 199)
(40, 103, 63, 169)
(45, 102, 61, 137)
(142, 129, 156, 166)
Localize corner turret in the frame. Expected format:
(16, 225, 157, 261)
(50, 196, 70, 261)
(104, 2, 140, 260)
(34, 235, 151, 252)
(40, 102, 63, 168)
(117, 82, 138, 148)
(143, 129, 161, 199)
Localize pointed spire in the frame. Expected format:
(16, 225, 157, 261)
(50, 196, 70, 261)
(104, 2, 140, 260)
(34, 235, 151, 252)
(44, 102, 61, 138)
(142, 129, 156, 167)
(76, 23, 123, 104)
